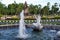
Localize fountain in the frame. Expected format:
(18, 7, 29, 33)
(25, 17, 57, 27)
(33, 15, 43, 31)
(17, 10, 28, 39)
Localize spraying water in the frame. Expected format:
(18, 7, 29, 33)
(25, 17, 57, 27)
(33, 15, 43, 30)
(17, 10, 28, 38)
(36, 15, 41, 24)
(36, 15, 43, 29)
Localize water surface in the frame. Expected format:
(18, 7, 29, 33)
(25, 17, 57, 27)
(0, 27, 57, 40)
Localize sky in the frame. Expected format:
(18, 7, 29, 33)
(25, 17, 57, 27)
(0, 0, 60, 7)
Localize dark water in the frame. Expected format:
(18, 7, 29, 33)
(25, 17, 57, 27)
(0, 27, 58, 40)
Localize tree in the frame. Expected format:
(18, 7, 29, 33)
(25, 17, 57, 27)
(0, 2, 4, 14)
(51, 3, 59, 15)
(42, 6, 49, 16)
(47, 2, 50, 15)
(37, 4, 41, 15)
(41, 2, 50, 16)
(2, 7, 9, 15)
(16, 3, 24, 15)
(29, 4, 34, 14)
(33, 5, 39, 14)
(8, 4, 15, 15)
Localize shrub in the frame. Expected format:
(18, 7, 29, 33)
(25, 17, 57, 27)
(54, 16, 60, 19)
(0, 14, 3, 17)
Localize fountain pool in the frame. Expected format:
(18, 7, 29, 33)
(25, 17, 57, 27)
(0, 10, 59, 40)
(0, 27, 57, 40)
(16, 10, 29, 39)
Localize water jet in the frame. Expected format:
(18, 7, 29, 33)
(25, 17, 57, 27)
(16, 10, 29, 39)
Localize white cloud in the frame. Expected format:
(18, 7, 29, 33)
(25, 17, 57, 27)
(1, 0, 14, 6)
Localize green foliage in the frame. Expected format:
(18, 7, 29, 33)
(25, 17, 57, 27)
(29, 4, 35, 14)
(29, 4, 41, 15)
(0, 1, 60, 16)
(54, 16, 60, 19)
(16, 3, 24, 14)
(0, 14, 2, 17)
(0, 2, 4, 14)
